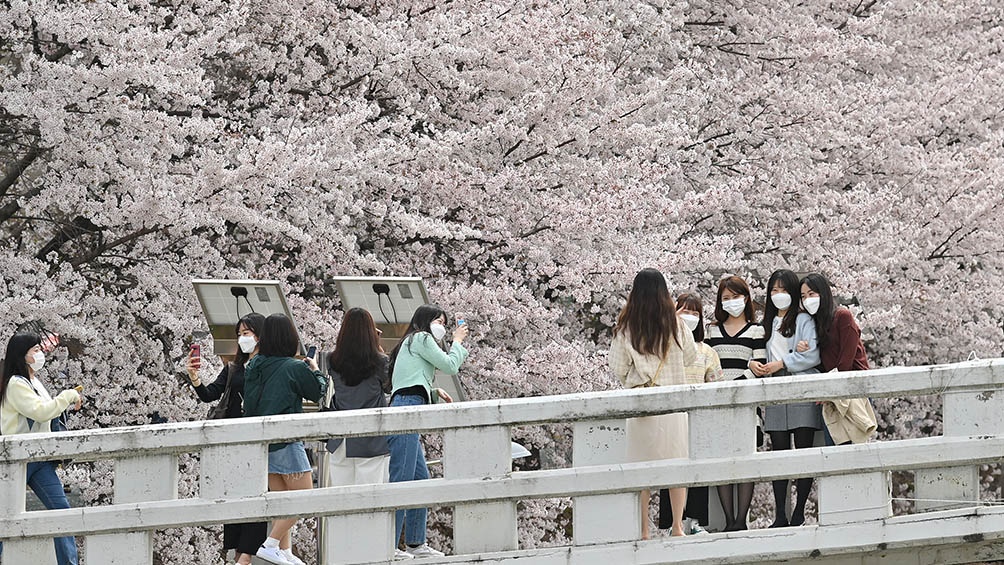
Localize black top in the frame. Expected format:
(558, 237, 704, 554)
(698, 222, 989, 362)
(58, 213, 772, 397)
(325, 356, 391, 458)
(193, 364, 244, 419)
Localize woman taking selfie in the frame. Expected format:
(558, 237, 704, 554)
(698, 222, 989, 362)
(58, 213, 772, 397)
(704, 275, 765, 531)
(609, 268, 697, 538)
(243, 313, 327, 565)
(186, 313, 267, 564)
(0, 332, 83, 565)
(387, 304, 469, 559)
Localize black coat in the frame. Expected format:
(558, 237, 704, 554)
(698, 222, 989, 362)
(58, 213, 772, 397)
(194, 364, 244, 419)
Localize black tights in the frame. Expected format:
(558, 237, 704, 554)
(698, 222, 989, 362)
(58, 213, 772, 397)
(769, 428, 816, 527)
(716, 482, 754, 531)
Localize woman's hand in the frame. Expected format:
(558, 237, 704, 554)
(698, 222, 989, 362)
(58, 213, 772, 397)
(185, 353, 201, 386)
(73, 392, 84, 411)
(437, 388, 454, 403)
(452, 324, 469, 343)
(766, 360, 785, 374)
(796, 340, 809, 353)
(748, 360, 767, 376)
(304, 356, 320, 372)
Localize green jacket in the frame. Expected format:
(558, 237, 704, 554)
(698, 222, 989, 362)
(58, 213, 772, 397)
(243, 355, 327, 451)
(391, 332, 468, 403)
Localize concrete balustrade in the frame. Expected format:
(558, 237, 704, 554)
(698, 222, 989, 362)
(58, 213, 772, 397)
(0, 359, 1002, 565)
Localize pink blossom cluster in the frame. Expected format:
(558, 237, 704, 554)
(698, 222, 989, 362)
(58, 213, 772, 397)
(2, 0, 1002, 561)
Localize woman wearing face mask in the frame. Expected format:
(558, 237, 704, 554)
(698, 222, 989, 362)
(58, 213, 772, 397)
(609, 269, 697, 539)
(799, 273, 871, 446)
(704, 275, 765, 531)
(749, 269, 821, 528)
(387, 305, 468, 559)
(0, 332, 83, 565)
(243, 313, 327, 565)
(659, 292, 724, 535)
(186, 313, 267, 565)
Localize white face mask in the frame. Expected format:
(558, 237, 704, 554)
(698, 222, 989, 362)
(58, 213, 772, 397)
(28, 351, 45, 371)
(803, 296, 821, 315)
(429, 323, 447, 341)
(721, 297, 746, 318)
(680, 314, 700, 331)
(771, 293, 792, 311)
(237, 335, 258, 354)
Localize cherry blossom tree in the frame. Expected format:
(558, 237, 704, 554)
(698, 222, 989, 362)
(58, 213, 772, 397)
(2, 0, 1002, 560)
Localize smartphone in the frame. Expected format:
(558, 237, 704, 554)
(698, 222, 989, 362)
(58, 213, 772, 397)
(190, 344, 201, 368)
(74, 385, 83, 393)
(457, 319, 466, 326)
(306, 345, 317, 359)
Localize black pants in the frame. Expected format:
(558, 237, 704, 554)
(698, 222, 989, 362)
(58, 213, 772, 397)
(224, 521, 268, 555)
(658, 485, 708, 528)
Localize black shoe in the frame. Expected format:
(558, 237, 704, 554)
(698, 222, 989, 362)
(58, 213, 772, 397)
(769, 518, 790, 528)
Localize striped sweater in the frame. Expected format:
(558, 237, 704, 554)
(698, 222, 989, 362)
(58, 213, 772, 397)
(705, 323, 766, 380)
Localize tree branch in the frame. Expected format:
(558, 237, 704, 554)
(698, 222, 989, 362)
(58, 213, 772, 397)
(0, 145, 42, 200)
(69, 225, 163, 267)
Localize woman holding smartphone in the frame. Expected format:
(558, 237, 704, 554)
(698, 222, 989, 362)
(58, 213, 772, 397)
(0, 332, 83, 565)
(387, 305, 468, 559)
(704, 275, 766, 531)
(609, 269, 697, 538)
(187, 313, 267, 565)
(243, 313, 327, 565)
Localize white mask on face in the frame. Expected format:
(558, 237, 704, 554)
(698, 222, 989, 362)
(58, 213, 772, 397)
(429, 323, 447, 341)
(28, 351, 45, 371)
(721, 298, 746, 318)
(237, 335, 258, 354)
(771, 293, 792, 311)
(680, 314, 700, 331)
(803, 296, 821, 315)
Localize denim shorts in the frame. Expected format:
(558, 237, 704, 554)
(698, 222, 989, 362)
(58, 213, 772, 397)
(268, 441, 311, 475)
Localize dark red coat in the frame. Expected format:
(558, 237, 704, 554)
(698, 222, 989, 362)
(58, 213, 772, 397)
(820, 308, 869, 372)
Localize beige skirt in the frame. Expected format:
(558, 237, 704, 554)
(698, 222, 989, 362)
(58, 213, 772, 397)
(627, 413, 689, 462)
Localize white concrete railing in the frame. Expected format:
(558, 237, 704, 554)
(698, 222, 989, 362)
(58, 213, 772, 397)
(2, 359, 1004, 565)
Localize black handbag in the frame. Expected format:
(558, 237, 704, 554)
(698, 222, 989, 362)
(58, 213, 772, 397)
(206, 365, 236, 420)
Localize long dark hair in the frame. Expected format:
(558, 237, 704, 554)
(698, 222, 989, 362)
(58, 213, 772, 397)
(675, 292, 706, 343)
(257, 313, 300, 357)
(614, 268, 680, 357)
(234, 313, 265, 367)
(801, 273, 837, 347)
(713, 275, 756, 325)
(763, 269, 800, 340)
(1, 332, 41, 402)
(329, 308, 384, 386)
(389, 304, 447, 378)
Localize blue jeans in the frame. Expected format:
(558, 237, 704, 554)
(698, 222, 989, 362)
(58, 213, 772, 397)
(0, 462, 79, 565)
(388, 394, 431, 546)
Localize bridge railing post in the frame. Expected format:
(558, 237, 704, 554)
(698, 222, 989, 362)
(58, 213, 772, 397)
(915, 388, 1004, 512)
(571, 418, 637, 544)
(443, 425, 518, 554)
(0, 461, 55, 561)
(818, 468, 892, 525)
(86, 454, 179, 564)
(689, 406, 757, 531)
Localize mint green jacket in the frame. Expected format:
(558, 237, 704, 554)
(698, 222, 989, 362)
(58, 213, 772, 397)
(391, 333, 468, 403)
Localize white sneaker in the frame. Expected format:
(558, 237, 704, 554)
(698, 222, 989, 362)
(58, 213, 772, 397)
(394, 548, 416, 560)
(255, 545, 294, 565)
(405, 543, 445, 558)
(281, 548, 306, 565)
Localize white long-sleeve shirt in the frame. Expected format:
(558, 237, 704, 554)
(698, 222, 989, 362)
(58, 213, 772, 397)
(1, 374, 79, 435)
